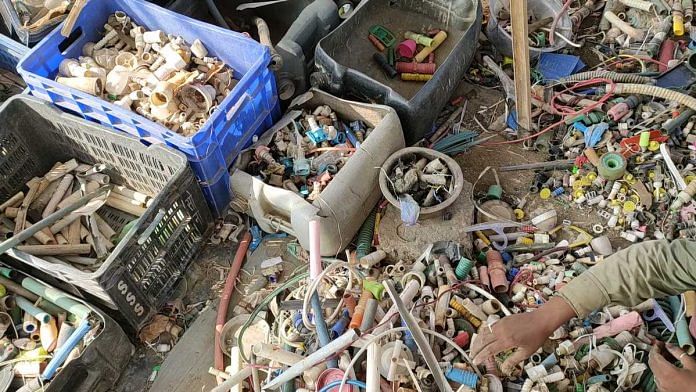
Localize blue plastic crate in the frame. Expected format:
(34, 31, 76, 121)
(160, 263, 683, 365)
(0, 31, 26, 71)
(17, 0, 280, 216)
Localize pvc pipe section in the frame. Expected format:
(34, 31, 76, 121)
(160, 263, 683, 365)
(262, 329, 360, 390)
(308, 219, 336, 369)
(214, 232, 251, 375)
(366, 343, 381, 392)
(383, 280, 452, 392)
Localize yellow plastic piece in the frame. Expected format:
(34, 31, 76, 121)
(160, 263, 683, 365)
(574, 189, 585, 198)
(686, 175, 696, 184)
(674, 13, 685, 36)
(609, 199, 622, 207)
(647, 170, 655, 180)
(540, 188, 552, 200)
(586, 172, 597, 181)
(648, 141, 660, 151)
(623, 200, 636, 213)
(623, 173, 634, 182)
(502, 57, 514, 66)
(630, 194, 640, 204)
(514, 208, 525, 220)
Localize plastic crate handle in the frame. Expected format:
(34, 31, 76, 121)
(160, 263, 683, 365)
(138, 209, 166, 245)
(225, 93, 252, 122)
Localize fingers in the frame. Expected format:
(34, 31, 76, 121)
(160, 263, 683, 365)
(666, 343, 696, 371)
(650, 344, 678, 380)
(470, 325, 496, 361)
(472, 338, 509, 365)
(500, 348, 530, 376)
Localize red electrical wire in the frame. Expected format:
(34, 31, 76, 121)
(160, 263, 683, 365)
(481, 78, 616, 146)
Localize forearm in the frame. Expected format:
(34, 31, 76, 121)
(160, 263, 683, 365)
(558, 239, 696, 317)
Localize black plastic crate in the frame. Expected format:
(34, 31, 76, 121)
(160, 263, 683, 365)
(0, 263, 133, 392)
(0, 95, 214, 332)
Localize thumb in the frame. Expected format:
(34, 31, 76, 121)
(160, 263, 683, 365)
(500, 348, 531, 376)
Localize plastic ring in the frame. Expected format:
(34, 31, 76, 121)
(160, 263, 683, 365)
(592, 224, 604, 234)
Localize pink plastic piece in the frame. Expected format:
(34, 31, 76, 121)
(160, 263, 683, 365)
(396, 39, 417, 59)
(309, 219, 322, 279)
(690, 316, 696, 339)
(479, 266, 490, 289)
(593, 311, 643, 339)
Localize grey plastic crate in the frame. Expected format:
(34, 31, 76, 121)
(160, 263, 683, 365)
(0, 95, 214, 332)
(312, 0, 482, 145)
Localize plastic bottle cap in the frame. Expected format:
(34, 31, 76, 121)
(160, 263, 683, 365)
(623, 201, 636, 213)
(648, 141, 660, 151)
(540, 188, 552, 200)
(514, 208, 525, 220)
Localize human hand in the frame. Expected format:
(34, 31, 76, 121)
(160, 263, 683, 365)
(470, 296, 576, 375)
(649, 343, 696, 392)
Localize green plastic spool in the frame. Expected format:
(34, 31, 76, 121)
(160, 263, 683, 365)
(455, 257, 475, 280)
(597, 153, 626, 181)
(487, 184, 503, 200)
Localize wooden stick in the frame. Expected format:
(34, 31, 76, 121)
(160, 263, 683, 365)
(108, 192, 145, 207)
(16, 244, 91, 256)
(510, 0, 533, 138)
(61, 0, 86, 37)
(49, 213, 80, 234)
(43, 174, 74, 218)
(94, 214, 116, 240)
(14, 208, 27, 234)
(63, 256, 98, 266)
(0, 192, 24, 211)
(105, 196, 147, 216)
(44, 159, 78, 183)
(57, 182, 99, 209)
(55, 234, 68, 245)
(22, 178, 42, 208)
(24, 221, 57, 245)
(113, 186, 150, 204)
(5, 207, 18, 219)
(67, 219, 82, 245)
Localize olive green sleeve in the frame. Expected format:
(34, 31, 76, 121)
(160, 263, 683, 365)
(557, 239, 696, 318)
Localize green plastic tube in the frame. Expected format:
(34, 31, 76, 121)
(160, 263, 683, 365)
(668, 295, 695, 355)
(21, 277, 90, 321)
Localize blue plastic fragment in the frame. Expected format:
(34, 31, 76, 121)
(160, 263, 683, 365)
(507, 110, 518, 130)
(537, 53, 586, 82)
(306, 127, 328, 144)
(583, 122, 609, 148)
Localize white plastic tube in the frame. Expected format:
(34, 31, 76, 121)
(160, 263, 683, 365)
(262, 329, 360, 390)
(373, 279, 421, 334)
(603, 11, 645, 39)
(366, 343, 381, 392)
(619, 0, 653, 11)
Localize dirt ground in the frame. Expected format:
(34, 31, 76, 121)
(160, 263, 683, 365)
(113, 78, 616, 391)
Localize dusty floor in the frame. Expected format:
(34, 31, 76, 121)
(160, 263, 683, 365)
(112, 79, 616, 391)
(113, 243, 237, 392)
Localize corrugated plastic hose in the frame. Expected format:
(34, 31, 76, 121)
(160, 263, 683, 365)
(560, 71, 654, 84)
(612, 84, 696, 111)
(355, 208, 377, 260)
